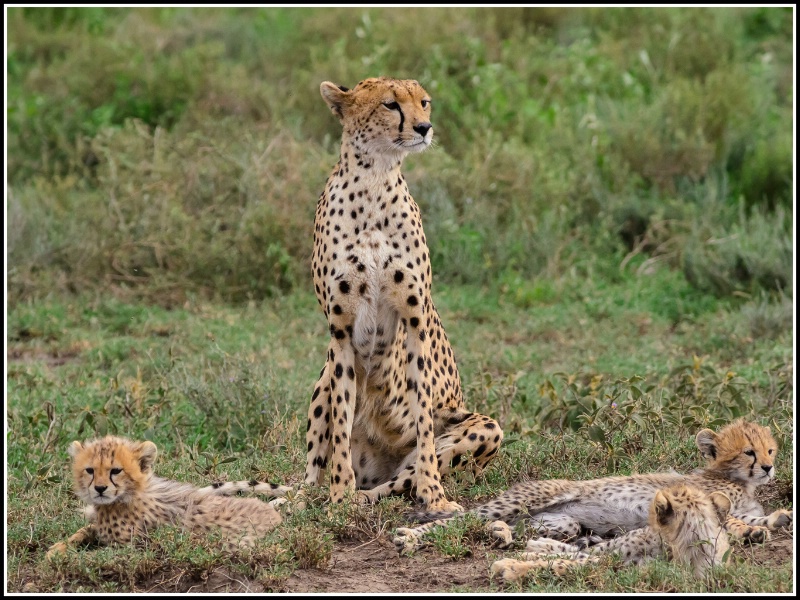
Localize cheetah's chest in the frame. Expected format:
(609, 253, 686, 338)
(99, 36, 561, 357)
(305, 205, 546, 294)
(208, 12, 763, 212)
(315, 183, 430, 373)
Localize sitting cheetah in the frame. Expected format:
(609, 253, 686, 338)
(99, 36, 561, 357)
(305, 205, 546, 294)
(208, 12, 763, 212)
(491, 484, 733, 582)
(46, 436, 291, 559)
(303, 77, 503, 510)
(394, 419, 792, 551)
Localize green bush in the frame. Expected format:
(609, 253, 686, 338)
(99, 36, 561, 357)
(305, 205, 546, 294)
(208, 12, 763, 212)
(6, 7, 794, 306)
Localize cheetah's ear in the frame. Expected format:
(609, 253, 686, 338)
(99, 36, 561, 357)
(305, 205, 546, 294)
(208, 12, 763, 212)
(695, 428, 719, 461)
(320, 81, 352, 120)
(708, 491, 732, 524)
(67, 441, 83, 458)
(135, 441, 158, 473)
(652, 490, 674, 527)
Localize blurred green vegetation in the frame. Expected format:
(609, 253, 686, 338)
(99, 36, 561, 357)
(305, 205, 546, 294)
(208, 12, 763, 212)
(7, 6, 794, 305)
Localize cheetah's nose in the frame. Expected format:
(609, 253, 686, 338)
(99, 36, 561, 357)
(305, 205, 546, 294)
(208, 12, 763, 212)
(413, 123, 432, 138)
(762, 465, 773, 474)
(95, 485, 108, 494)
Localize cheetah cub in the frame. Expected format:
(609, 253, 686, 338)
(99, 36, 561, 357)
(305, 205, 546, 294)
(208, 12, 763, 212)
(395, 419, 792, 551)
(491, 484, 733, 582)
(304, 77, 503, 510)
(46, 436, 291, 559)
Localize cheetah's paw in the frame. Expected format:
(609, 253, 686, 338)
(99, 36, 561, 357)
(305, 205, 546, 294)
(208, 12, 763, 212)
(767, 509, 793, 530)
(45, 542, 68, 561)
(424, 499, 464, 512)
(490, 558, 532, 583)
(489, 520, 513, 548)
(741, 525, 771, 544)
(356, 489, 380, 506)
(393, 527, 425, 555)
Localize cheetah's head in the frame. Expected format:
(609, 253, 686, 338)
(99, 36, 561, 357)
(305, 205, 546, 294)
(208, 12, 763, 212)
(67, 436, 157, 506)
(695, 419, 778, 486)
(320, 77, 433, 158)
(649, 484, 731, 576)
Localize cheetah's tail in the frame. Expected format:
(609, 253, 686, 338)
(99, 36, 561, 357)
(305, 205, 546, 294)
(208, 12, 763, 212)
(197, 480, 294, 498)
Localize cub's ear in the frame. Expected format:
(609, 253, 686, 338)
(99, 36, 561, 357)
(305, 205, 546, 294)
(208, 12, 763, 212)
(135, 441, 158, 473)
(67, 441, 84, 458)
(652, 490, 674, 527)
(708, 491, 732, 524)
(695, 429, 719, 460)
(320, 81, 352, 120)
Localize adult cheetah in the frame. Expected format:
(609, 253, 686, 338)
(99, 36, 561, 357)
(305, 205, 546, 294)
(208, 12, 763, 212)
(304, 77, 503, 510)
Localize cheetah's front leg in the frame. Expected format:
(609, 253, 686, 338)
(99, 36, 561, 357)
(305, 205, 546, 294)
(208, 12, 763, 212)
(304, 359, 334, 488)
(46, 524, 98, 560)
(395, 291, 454, 511)
(326, 331, 358, 504)
(725, 509, 792, 543)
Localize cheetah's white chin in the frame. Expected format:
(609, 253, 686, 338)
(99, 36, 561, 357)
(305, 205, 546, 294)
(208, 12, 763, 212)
(90, 494, 118, 505)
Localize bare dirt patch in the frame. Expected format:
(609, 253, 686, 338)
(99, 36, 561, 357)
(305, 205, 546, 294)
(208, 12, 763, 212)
(281, 537, 494, 593)
(133, 527, 794, 594)
(130, 537, 494, 594)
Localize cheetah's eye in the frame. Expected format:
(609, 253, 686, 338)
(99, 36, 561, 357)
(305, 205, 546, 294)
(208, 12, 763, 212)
(744, 449, 755, 457)
(768, 449, 775, 455)
(110, 468, 122, 475)
(382, 101, 400, 111)
(421, 99, 430, 109)
(85, 468, 94, 475)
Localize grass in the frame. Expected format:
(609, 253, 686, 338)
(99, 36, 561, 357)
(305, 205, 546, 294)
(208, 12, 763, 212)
(7, 276, 794, 592)
(5, 5, 795, 594)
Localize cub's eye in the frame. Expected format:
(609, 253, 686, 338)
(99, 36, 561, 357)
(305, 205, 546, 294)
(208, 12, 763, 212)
(110, 468, 122, 475)
(85, 468, 94, 475)
(744, 449, 756, 457)
(383, 101, 400, 111)
(768, 449, 775, 455)
(421, 99, 430, 109)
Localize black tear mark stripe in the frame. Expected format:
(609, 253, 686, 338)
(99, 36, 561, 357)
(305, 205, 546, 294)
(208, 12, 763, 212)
(745, 433, 757, 468)
(396, 105, 405, 133)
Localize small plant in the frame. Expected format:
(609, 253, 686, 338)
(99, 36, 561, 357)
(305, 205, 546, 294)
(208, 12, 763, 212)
(535, 358, 757, 469)
(422, 513, 488, 559)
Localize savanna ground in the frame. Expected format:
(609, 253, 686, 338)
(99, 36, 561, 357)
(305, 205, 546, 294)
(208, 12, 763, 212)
(5, 6, 795, 594)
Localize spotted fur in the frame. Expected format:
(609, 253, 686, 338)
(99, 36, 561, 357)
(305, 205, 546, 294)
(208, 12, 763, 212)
(490, 484, 733, 582)
(46, 436, 290, 559)
(304, 77, 503, 510)
(395, 419, 791, 551)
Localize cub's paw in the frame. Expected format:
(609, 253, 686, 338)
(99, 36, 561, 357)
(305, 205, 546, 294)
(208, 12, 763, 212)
(490, 558, 533, 583)
(46, 542, 69, 561)
(268, 497, 288, 510)
(766, 509, 793, 530)
(737, 524, 771, 544)
(392, 527, 424, 555)
(489, 520, 513, 548)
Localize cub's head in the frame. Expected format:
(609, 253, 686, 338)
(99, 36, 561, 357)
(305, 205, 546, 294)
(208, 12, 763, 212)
(320, 77, 433, 157)
(649, 484, 731, 576)
(67, 436, 157, 506)
(695, 419, 778, 486)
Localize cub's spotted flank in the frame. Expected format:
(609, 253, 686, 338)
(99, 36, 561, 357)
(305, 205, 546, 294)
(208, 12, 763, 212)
(491, 484, 733, 582)
(46, 436, 290, 559)
(304, 77, 503, 510)
(395, 419, 791, 554)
